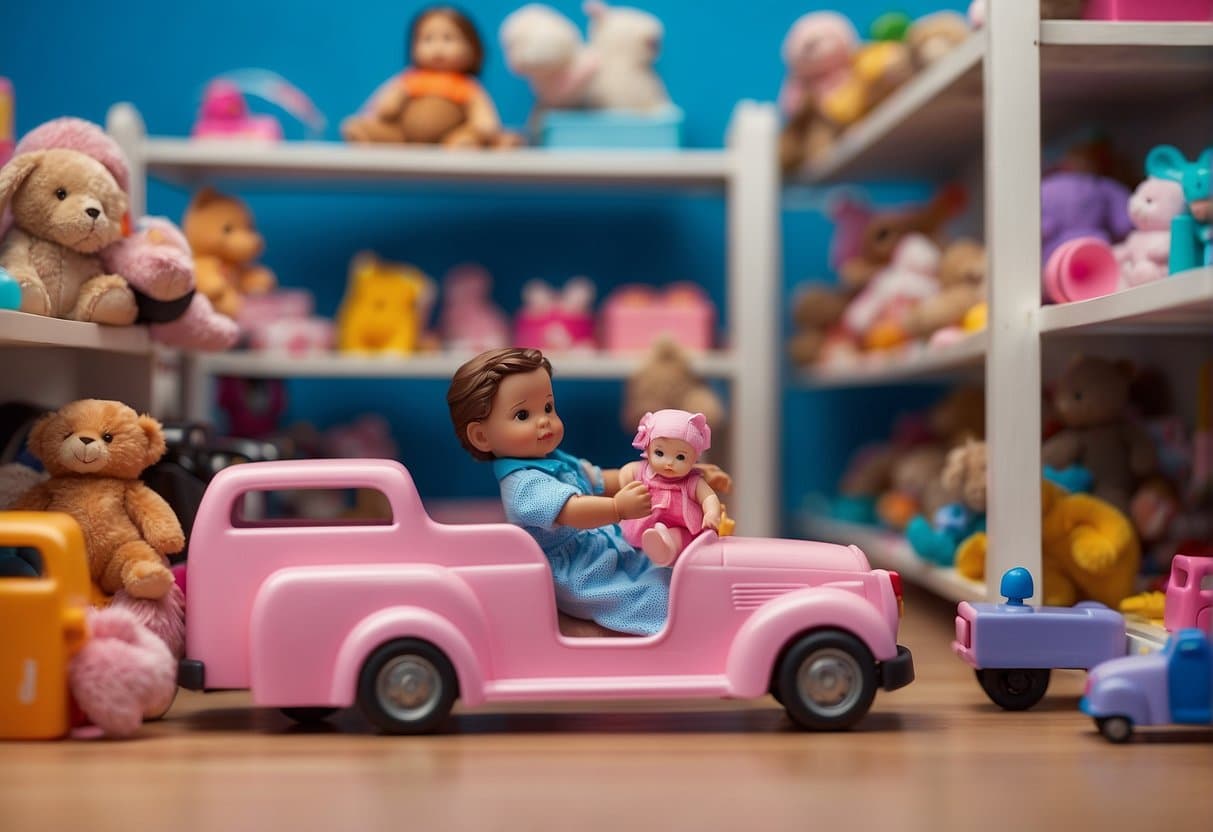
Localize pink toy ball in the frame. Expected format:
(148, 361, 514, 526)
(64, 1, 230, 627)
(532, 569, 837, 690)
(1043, 237, 1120, 304)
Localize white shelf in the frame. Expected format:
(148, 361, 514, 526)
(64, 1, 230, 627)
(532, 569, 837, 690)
(798, 513, 987, 604)
(1037, 267, 1213, 334)
(801, 21, 1213, 184)
(0, 309, 152, 355)
(191, 349, 739, 381)
(138, 137, 734, 190)
(793, 331, 986, 389)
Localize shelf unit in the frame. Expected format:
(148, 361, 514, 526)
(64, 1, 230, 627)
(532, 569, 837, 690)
(107, 100, 783, 537)
(790, 9, 1213, 653)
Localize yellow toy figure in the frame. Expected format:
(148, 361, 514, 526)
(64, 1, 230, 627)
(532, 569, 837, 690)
(955, 479, 1141, 608)
(336, 253, 434, 354)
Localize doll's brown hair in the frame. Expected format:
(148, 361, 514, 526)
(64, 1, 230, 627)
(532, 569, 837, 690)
(408, 6, 485, 76)
(448, 348, 552, 461)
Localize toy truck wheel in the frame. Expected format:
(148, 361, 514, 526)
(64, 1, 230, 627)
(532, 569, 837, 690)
(1096, 716, 1134, 744)
(280, 707, 339, 725)
(776, 630, 878, 731)
(357, 639, 458, 735)
(975, 668, 1051, 711)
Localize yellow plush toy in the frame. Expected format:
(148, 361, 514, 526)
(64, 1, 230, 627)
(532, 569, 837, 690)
(955, 479, 1141, 608)
(336, 253, 434, 354)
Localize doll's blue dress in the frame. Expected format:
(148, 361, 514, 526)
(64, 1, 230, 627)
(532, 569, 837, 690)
(493, 449, 670, 636)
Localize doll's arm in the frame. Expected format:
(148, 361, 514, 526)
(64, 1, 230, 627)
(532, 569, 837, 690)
(466, 86, 503, 139)
(124, 482, 185, 556)
(695, 463, 733, 496)
(696, 477, 723, 530)
(10, 482, 52, 511)
(612, 463, 639, 492)
(374, 82, 410, 120)
(557, 481, 651, 529)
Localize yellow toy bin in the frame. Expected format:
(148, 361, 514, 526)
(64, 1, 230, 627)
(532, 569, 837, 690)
(0, 512, 91, 740)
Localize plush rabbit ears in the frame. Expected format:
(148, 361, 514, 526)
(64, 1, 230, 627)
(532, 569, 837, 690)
(1147, 145, 1212, 185)
(522, 276, 596, 312)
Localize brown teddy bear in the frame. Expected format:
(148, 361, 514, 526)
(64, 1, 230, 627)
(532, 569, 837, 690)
(623, 339, 728, 468)
(13, 399, 183, 600)
(1041, 356, 1157, 511)
(903, 238, 986, 339)
(182, 188, 277, 319)
(0, 120, 139, 324)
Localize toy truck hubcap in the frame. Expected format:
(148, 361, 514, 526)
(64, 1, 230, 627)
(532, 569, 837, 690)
(377, 656, 442, 720)
(797, 648, 861, 714)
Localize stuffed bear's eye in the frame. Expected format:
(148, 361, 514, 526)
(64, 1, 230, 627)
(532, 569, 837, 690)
(222, 223, 233, 234)
(102, 433, 113, 443)
(55, 188, 68, 200)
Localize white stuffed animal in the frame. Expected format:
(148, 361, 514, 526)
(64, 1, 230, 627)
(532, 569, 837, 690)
(500, 4, 599, 110)
(581, 1, 671, 112)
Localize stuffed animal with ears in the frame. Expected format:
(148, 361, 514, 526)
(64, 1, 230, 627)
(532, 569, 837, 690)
(581, 1, 671, 112)
(1114, 177, 1187, 288)
(515, 276, 597, 351)
(500, 4, 600, 112)
(438, 263, 509, 353)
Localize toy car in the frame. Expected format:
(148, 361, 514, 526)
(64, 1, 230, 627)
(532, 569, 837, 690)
(180, 459, 914, 734)
(0, 512, 91, 740)
(953, 568, 1126, 710)
(1082, 628, 1213, 743)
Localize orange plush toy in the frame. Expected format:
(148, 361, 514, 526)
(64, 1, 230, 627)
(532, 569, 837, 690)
(182, 188, 277, 319)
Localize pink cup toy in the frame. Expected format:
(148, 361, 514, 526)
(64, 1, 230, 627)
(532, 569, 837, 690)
(601, 282, 715, 353)
(192, 70, 326, 142)
(248, 317, 335, 357)
(1043, 237, 1121, 304)
(514, 277, 596, 351)
(1085, 0, 1212, 21)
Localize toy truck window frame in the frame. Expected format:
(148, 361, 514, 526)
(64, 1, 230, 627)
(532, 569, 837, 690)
(226, 486, 396, 529)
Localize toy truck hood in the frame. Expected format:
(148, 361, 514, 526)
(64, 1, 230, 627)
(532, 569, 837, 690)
(713, 535, 871, 571)
(1088, 652, 1167, 687)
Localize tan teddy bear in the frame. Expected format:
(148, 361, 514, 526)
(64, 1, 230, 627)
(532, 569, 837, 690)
(182, 188, 277, 319)
(13, 399, 183, 600)
(0, 139, 138, 324)
(904, 238, 986, 339)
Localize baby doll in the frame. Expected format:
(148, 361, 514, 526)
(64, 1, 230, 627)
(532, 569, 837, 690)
(447, 348, 729, 636)
(617, 410, 722, 566)
(342, 6, 517, 148)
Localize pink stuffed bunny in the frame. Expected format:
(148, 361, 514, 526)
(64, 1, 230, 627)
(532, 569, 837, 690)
(778, 12, 859, 118)
(439, 264, 509, 352)
(1115, 177, 1187, 288)
(515, 276, 597, 350)
(102, 216, 238, 351)
(844, 233, 942, 336)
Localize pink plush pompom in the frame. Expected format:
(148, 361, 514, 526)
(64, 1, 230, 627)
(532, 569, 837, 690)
(111, 582, 186, 659)
(13, 117, 130, 193)
(70, 607, 177, 738)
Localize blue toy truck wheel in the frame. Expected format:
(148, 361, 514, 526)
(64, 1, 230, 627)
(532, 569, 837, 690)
(976, 668, 1051, 711)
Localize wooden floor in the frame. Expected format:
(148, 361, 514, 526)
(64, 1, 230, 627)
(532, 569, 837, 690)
(2, 587, 1210, 832)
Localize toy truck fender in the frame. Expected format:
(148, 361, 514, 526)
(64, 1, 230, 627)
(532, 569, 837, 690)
(248, 565, 492, 708)
(725, 585, 898, 698)
(1085, 676, 1155, 727)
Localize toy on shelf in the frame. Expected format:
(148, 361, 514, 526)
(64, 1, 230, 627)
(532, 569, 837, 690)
(1084, 0, 1213, 21)
(904, 237, 986, 340)
(102, 216, 239, 351)
(1041, 356, 1157, 511)
(777, 12, 857, 122)
(906, 12, 969, 69)
(0, 78, 13, 167)
(0, 118, 144, 325)
(499, 4, 600, 113)
(842, 232, 941, 351)
(906, 439, 987, 566)
(438, 264, 509, 353)
(0, 511, 177, 740)
(337, 253, 435, 355)
(618, 410, 722, 565)
(953, 568, 1127, 711)
(514, 276, 596, 351)
(580, 1, 671, 113)
(875, 444, 948, 531)
(601, 282, 714, 353)
(1040, 170, 1133, 303)
(1146, 145, 1212, 273)
(236, 289, 334, 356)
(623, 338, 727, 463)
(0, 266, 19, 310)
(192, 70, 326, 142)
(182, 188, 277, 320)
(179, 454, 912, 733)
(955, 478, 1142, 608)
(1114, 176, 1187, 288)
(1082, 626, 1212, 743)
(342, 6, 519, 148)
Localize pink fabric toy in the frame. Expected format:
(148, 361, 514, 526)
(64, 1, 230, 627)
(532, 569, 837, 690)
(778, 12, 859, 118)
(843, 233, 941, 335)
(110, 583, 187, 659)
(439, 264, 509, 353)
(514, 277, 596, 351)
(69, 606, 178, 738)
(192, 80, 283, 141)
(1115, 177, 1187, 288)
(600, 282, 715, 353)
(620, 409, 717, 566)
(102, 216, 239, 351)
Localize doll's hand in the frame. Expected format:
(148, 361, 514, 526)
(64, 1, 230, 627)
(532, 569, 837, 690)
(614, 481, 652, 520)
(696, 463, 733, 496)
(702, 507, 723, 531)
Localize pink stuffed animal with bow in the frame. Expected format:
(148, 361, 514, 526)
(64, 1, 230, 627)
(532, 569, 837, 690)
(1115, 177, 1187, 288)
(844, 233, 941, 339)
(778, 12, 859, 118)
(515, 276, 597, 351)
(439, 264, 509, 353)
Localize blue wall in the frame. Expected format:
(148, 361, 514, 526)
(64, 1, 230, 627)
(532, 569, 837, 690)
(2, 0, 965, 527)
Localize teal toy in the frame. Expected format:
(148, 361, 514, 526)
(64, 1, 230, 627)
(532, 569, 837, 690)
(1146, 145, 1212, 273)
(906, 501, 986, 567)
(0, 266, 19, 310)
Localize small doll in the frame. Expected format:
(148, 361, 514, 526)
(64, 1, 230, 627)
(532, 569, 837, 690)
(618, 410, 722, 565)
(447, 348, 730, 636)
(342, 6, 518, 148)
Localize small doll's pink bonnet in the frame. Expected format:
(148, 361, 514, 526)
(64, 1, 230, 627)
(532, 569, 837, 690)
(632, 409, 711, 456)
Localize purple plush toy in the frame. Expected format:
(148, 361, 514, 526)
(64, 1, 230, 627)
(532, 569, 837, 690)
(1041, 171, 1134, 264)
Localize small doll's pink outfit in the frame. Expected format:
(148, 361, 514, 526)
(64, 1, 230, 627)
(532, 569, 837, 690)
(620, 410, 712, 564)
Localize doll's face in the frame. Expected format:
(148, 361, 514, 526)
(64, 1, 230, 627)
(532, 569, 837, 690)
(414, 13, 476, 72)
(467, 369, 564, 459)
(647, 437, 697, 480)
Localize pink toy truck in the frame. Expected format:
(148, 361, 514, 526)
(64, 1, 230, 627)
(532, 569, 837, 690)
(181, 459, 914, 734)
(1165, 554, 1213, 633)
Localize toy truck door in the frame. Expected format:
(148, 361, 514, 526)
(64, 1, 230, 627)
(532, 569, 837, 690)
(0, 513, 91, 740)
(1168, 631, 1212, 725)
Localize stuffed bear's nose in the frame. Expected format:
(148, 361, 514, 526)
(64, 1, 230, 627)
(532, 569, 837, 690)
(85, 207, 100, 219)
(78, 436, 95, 445)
